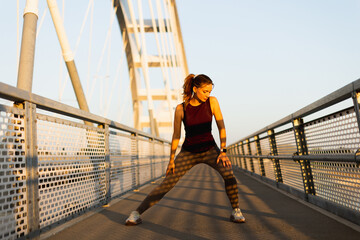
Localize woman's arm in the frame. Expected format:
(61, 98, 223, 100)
(210, 97, 231, 167)
(210, 96, 226, 149)
(166, 103, 183, 175)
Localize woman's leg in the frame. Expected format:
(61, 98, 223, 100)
(136, 150, 197, 214)
(203, 147, 239, 209)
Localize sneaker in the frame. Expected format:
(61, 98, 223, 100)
(230, 208, 245, 223)
(125, 211, 142, 226)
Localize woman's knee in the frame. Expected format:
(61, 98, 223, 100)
(224, 176, 237, 185)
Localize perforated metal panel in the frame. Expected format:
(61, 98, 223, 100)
(36, 115, 106, 228)
(311, 161, 360, 211)
(0, 106, 28, 240)
(279, 160, 303, 192)
(240, 144, 247, 170)
(242, 143, 251, 171)
(304, 108, 360, 210)
(109, 130, 136, 197)
(275, 129, 297, 155)
(233, 146, 239, 167)
(234, 145, 242, 167)
(250, 141, 256, 155)
(259, 138, 275, 180)
(229, 147, 235, 165)
(154, 142, 165, 178)
(263, 159, 276, 181)
(305, 108, 360, 154)
(249, 142, 260, 174)
(252, 159, 259, 174)
(274, 130, 303, 190)
(138, 137, 152, 185)
(163, 145, 170, 172)
(260, 138, 270, 155)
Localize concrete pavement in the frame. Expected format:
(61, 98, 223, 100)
(43, 164, 360, 240)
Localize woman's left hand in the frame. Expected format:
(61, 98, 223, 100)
(217, 152, 232, 167)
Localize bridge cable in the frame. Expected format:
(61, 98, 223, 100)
(88, 4, 118, 105)
(165, 0, 185, 91)
(156, 0, 177, 98)
(148, 0, 174, 125)
(164, 0, 182, 92)
(73, 0, 94, 57)
(104, 2, 127, 118)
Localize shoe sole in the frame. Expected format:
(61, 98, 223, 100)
(230, 216, 246, 223)
(125, 219, 142, 226)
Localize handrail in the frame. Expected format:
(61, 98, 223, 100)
(228, 78, 360, 225)
(0, 81, 170, 143)
(234, 78, 360, 144)
(229, 153, 360, 164)
(0, 81, 173, 238)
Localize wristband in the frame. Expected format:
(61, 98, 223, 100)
(220, 148, 227, 153)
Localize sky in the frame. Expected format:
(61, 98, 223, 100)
(1, 0, 360, 145)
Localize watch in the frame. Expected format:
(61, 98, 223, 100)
(220, 148, 227, 153)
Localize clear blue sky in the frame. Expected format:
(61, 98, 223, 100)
(1, 1, 360, 144)
(177, 0, 360, 144)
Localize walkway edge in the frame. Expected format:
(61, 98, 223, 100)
(40, 178, 165, 240)
(233, 168, 360, 233)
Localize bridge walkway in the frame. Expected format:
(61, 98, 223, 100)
(43, 164, 360, 240)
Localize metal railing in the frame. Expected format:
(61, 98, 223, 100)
(0, 82, 171, 239)
(228, 79, 360, 225)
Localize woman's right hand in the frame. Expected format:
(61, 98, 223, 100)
(166, 161, 175, 176)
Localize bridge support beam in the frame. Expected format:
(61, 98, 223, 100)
(47, 0, 91, 123)
(268, 129, 283, 183)
(254, 135, 265, 176)
(17, 0, 39, 92)
(293, 118, 316, 195)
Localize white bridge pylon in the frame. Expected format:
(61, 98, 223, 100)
(14, 0, 188, 139)
(114, 0, 188, 137)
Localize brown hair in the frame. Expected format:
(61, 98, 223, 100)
(182, 74, 214, 108)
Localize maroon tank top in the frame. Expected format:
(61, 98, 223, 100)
(182, 98, 216, 153)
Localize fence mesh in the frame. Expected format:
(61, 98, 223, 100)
(0, 106, 28, 240)
(305, 108, 360, 154)
(311, 161, 360, 211)
(36, 116, 107, 228)
(109, 130, 135, 197)
(260, 137, 275, 180)
(275, 129, 297, 155)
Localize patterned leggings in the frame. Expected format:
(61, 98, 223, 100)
(136, 146, 239, 214)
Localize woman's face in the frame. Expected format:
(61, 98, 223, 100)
(193, 84, 213, 102)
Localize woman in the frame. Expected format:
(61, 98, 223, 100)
(125, 74, 245, 225)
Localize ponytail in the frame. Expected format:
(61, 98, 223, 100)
(183, 74, 195, 108)
(182, 73, 214, 109)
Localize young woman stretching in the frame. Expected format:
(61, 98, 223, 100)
(125, 74, 245, 225)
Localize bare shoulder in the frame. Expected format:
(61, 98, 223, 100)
(175, 103, 184, 111)
(209, 96, 220, 110)
(175, 103, 184, 119)
(209, 96, 222, 116)
(209, 96, 219, 105)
